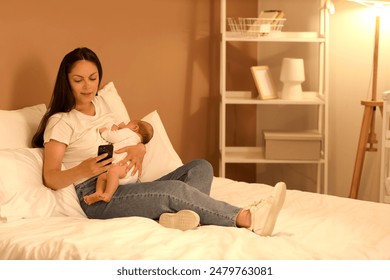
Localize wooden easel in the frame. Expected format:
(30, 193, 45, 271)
(349, 15, 383, 199)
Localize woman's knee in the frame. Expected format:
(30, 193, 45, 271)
(192, 159, 213, 177)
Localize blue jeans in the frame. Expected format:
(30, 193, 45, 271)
(75, 159, 241, 226)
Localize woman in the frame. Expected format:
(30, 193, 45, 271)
(32, 47, 286, 236)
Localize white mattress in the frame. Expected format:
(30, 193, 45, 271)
(1, 177, 390, 260)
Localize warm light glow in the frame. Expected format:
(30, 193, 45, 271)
(326, 0, 336, 14)
(349, 0, 390, 8)
(349, 0, 390, 16)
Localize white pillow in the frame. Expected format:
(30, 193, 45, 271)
(0, 148, 56, 219)
(53, 184, 87, 218)
(0, 104, 46, 149)
(98, 82, 130, 124)
(0, 148, 86, 220)
(140, 111, 183, 181)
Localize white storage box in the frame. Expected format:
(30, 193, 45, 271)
(264, 131, 322, 160)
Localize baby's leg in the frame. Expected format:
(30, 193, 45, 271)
(84, 173, 108, 205)
(100, 164, 128, 203)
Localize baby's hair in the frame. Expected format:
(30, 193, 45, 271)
(138, 121, 154, 144)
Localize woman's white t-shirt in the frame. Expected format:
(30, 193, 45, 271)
(43, 95, 117, 185)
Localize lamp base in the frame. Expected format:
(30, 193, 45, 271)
(281, 83, 303, 100)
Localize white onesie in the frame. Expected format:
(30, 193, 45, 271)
(100, 127, 141, 184)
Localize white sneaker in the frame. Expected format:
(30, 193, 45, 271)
(246, 182, 286, 236)
(159, 210, 200, 231)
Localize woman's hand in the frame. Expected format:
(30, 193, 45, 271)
(115, 143, 146, 176)
(78, 153, 113, 178)
(43, 140, 113, 190)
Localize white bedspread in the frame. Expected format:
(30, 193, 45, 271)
(1, 177, 390, 260)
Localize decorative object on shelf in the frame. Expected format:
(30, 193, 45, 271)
(250, 66, 277, 100)
(264, 130, 322, 160)
(280, 58, 305, 100)
(227, 10, 286, 38)
(349, 0, 390, 199)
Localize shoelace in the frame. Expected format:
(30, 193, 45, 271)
(246, 196, 275, 231)
(245, 195, 273, 210)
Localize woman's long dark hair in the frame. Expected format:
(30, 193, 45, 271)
(32, 47, 103, 148)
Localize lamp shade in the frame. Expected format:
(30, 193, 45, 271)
(280, 58, 305, 82)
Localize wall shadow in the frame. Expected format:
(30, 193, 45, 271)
(179, 0, 221, 173)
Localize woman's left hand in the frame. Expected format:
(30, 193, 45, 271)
(115, 143, 146, 176)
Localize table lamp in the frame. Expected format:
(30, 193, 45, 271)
(280, 58, 305, 100)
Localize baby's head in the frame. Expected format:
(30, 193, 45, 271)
(125, 120, 154, 144)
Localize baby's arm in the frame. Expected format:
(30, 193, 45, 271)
(111, 124, 120, 131)
(100, 123, 121, 141)
(101, 129, 129, 144)
(117, 122, 126, 129)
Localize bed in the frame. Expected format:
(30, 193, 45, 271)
(1, 82, 390, 260)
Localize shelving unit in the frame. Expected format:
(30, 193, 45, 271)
(219, 0, 330, 193)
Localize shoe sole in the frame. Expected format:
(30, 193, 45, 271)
(257, 182, 286, 236)
(159, 210, 200, 231)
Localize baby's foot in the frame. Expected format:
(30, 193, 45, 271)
(83, 193, 103, 205)
(99, 193, 113, 203)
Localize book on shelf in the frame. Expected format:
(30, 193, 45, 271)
(259, 10, 285, 21)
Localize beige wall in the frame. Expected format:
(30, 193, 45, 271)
(0, 0, 221, 169)
(2, 0, 390, 202)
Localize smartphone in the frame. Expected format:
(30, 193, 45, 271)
(97, 144, 113, 164)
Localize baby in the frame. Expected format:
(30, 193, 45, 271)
(83, 119, 154, 205)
